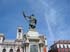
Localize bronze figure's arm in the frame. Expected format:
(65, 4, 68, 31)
(23, 12, 29, 21)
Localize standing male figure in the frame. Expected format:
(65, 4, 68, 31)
(23, 12, 37, 29)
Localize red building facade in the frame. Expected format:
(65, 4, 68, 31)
(49, 40, 70, 52)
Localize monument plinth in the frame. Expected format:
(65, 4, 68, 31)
(22, 12, 47, 52)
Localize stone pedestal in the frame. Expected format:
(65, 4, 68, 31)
(23, 30, 47, 52)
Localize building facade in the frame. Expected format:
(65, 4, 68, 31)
(49, 40, 70, 52)
(0, 26, 47, 52)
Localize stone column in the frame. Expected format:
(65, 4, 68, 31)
(24, 39, 29, 52)
(39, 39, 44, 52)
(24, 43, 29, 52)
(39, 44, 44, 52)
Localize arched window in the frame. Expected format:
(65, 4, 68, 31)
(9, 49, 13, 52)
(2, 49, 6, 52)
(17, 48, 20, 52)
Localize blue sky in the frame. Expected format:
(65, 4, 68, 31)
(0, 0, 70, 48)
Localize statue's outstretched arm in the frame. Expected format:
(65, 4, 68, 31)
(23, 12, 29, 21)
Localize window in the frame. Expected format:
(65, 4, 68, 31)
(18, 29, 21, 32)
(17, 48, 20, 52)
(68, 44, 70, 52)
(9, 49, 13, 52)
(30, 45, 38, 52)
(57, 44, 59, 48)
(2, 49, 6, 52)
(60, 44, 63, 48)
(59, 44, 63, 52)
(68, 44, 70, 48)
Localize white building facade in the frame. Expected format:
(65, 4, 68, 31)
(0, 26, 47, 52)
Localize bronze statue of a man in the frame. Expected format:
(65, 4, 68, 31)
(23, 12, 37, 29)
